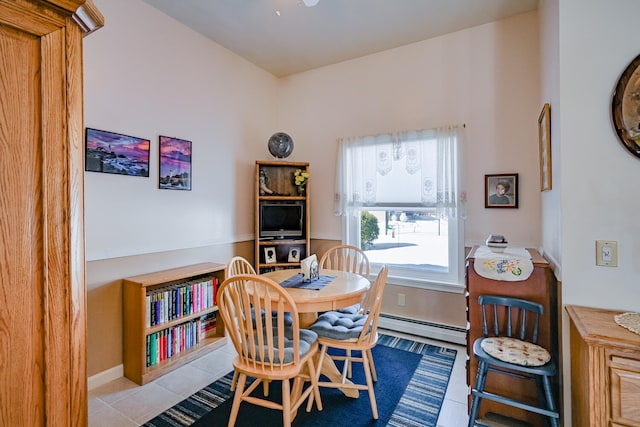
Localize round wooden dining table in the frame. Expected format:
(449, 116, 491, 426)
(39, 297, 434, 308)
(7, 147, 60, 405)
(261, 268, 370, 398)
(261, 268, 370, 327)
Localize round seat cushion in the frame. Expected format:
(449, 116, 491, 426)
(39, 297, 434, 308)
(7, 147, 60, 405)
(480, 337, 551, 367)
(309, 311, 366, 340)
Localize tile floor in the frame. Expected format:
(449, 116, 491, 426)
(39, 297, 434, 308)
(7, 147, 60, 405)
(89, 330, 469, 426)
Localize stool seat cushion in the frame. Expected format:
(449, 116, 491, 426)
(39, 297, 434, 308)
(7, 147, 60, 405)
(309, 311, 366, 340)
(480, 337, 551, 367)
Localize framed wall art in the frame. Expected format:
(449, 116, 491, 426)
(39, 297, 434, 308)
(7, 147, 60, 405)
(288, 247, 301, 262)
(538, 103, 552, 191)
(85, 128, 150, 177)
(485, 173, 518, 208)
(159, 135, 192, 190)
(612, 53, 640, 159)
(264, 247, 276, 264)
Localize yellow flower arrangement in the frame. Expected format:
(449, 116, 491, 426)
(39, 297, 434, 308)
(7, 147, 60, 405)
(293, 169, 309, 195)
(293, 169, 309, 187)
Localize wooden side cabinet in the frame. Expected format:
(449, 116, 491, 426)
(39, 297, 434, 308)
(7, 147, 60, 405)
(466, 246, 559, 426)
(567, 305, 640, 427)
(254, 160, 310, 273)
(123, 263, 227, 385)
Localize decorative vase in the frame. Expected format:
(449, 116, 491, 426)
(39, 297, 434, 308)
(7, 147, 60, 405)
(297, 185, 306, 196)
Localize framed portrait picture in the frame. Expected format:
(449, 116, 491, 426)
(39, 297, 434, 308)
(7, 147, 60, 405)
(85, 128, 150, 177)
(612, 53, 640, 159)
(538, 103, 552, 191)
(485, 173, 518, 208)
(264, 247, 276, 264)
(288, 247, 301, 262)
(159, 135, 192, 190)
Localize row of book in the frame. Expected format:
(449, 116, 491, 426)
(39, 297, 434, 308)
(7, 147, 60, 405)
(145, 276, 219, 327)
(145, 312, 217, 367)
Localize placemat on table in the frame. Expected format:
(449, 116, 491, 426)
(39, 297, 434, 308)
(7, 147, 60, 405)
(279, 273, 336, 290)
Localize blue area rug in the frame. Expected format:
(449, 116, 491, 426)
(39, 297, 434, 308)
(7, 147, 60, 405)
(143, 335, 456, 427)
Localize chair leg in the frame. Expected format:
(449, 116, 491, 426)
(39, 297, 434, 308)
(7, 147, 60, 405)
(228, 373, 247, 427)
(230, 369, 238, 391)
(361, 350, 378, 419)
(305, 358, 323, 412)
(541, 375, 559, 427)
(282, 376, 292, 427)
(467, 360, 488, 427)
(366, 348, 377, 381)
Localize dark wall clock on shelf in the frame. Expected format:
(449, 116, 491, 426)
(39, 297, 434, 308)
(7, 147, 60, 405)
(612, 53, 640, 159)
(268, 132, 294, 159)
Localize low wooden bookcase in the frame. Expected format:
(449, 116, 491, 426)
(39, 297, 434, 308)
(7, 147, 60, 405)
(123, 262, 227, 385)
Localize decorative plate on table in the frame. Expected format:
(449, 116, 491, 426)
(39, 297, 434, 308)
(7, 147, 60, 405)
(268, 132, 294, 158)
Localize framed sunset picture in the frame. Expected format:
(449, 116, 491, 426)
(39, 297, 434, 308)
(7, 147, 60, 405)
(159, 135, 192, 190)
(85, 128, 150, 177)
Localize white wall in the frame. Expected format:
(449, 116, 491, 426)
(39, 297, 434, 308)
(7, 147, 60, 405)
(277, 12, 542, 248)
(85, 3, 544, 261)
(84, 0, 278, 261)
(555, 0, 640, 424)
(559, 0, 640, 312)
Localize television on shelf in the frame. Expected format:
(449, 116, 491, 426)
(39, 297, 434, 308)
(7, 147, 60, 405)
(259, 202, 304, 239)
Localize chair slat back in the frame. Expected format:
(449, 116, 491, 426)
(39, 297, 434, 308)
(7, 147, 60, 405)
(226, 256, 256, 278)
(356, 265, 388, 344)
(218, 274, 300, 371)
(479, 295, 543, 344)
(319, 244, 370, 279)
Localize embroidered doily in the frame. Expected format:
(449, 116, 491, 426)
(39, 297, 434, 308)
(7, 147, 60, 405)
(614, 312, 640, 335)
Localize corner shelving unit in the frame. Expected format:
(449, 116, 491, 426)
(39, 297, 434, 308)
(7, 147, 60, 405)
(254, 160, 310, 273)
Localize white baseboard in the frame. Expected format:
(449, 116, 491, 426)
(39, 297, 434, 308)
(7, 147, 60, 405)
(88, 364, 123, 390)
(379, 313, 467, 345)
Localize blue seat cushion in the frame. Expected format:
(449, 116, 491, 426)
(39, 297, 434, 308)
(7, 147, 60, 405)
(309, 311, 366, 340)
(252, 327, 318, 364)
(251, 308, 294, 327)
(336, 304, 361, 314)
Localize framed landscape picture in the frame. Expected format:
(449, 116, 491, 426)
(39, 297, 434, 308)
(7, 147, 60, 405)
(485, 173, 518, 208)
(159, 135, 192, 190)
(85, 128, 150, 177)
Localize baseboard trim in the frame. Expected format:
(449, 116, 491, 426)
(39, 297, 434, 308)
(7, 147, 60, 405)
(88, 364, 123, 390)
(379, 313, 467, 345)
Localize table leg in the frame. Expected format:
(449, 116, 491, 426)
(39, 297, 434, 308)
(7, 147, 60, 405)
(316, 352, 360, 398)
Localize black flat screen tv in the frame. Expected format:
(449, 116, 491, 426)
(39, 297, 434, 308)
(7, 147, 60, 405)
(259, 202, 304, 239)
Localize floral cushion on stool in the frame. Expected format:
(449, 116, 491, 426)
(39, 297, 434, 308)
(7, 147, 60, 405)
(481, 337, 551, 366)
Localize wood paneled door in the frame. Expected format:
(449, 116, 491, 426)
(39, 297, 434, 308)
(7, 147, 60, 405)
(0, 1, 102, 425)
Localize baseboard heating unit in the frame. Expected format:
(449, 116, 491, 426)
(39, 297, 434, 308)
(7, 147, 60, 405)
(378, 313, 466, 345)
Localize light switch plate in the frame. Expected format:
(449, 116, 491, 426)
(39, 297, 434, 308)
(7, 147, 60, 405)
(596, 240, 618, 267)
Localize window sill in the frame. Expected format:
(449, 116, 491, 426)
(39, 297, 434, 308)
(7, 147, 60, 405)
(371, 272, 465, 294)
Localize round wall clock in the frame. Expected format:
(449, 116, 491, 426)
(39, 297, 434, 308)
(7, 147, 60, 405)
(612, 53, 640, 159)
(268, 132, 294, 158)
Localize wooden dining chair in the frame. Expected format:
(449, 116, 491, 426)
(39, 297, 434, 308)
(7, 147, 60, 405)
(467, 295, 559, 427)
(225, 256, 256, 392)
(217, 274, 322, 427)
(309, 265, 389, 420)
(225, 255, 256, 277)
(319, 244, 370, 279)
(319, 244, 372, 377)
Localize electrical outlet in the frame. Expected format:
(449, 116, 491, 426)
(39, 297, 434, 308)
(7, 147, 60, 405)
(398, 293, 406, 306)
(596, 240, 618, 267)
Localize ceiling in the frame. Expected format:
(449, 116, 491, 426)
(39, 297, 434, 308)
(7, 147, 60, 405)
(143, 0, 538, 78)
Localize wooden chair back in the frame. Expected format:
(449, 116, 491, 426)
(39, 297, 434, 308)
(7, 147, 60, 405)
(319, 244, 370, 279)
(356, 265, 388, 345)
(479, 295, 543, 344)
(226, 256, 256, 278)
(218, 274, 301, 371)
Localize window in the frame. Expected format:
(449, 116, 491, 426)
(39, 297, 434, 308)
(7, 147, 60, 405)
(335, 126, 465, 291)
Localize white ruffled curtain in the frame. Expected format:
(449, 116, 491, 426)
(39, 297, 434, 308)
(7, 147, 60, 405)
(334, 125, 464, 218)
